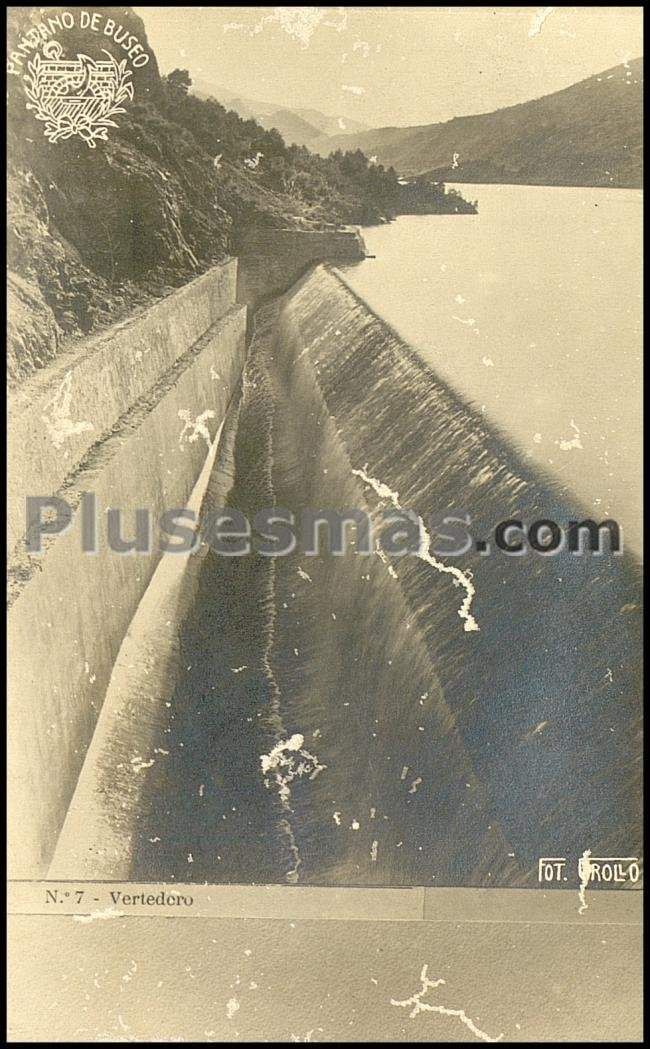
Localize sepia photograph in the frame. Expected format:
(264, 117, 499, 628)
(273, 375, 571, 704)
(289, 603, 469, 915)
(7, 5, 643, 1041)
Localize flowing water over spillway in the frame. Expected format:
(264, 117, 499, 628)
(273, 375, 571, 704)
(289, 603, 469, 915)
(120, 266, 642, 888)
(343, 184, 643, 555)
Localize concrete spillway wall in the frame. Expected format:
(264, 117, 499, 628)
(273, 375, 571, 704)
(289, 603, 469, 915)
(261, 266, 642, 883)
(236, 226, 367, 311)
(8, 259, 247, 876)
(8, 261, 238, 558)
(50, 264, 642, 888)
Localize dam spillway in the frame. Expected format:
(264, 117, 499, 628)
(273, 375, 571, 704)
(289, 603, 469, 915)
(44, 261, 643, 888)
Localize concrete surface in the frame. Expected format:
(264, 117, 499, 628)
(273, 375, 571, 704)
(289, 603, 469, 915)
(7, 886, 643, 1041)
(237, 226, 366, 310)
(8, 259, 238, 556)
(8, 279, 247, 878)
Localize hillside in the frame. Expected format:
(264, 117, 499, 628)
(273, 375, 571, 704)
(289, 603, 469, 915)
(7, 6, 472, 387)
(192, 80, 369, 147)
(317, 59, 643, 187)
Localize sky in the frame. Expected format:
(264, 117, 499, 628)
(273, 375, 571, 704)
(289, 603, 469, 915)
(136, 6, 644, 128)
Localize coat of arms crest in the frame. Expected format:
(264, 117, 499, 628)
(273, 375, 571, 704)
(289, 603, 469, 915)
(23, 39, 134, 148)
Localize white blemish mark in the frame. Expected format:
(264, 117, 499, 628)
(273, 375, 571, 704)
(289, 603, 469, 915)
(213, 154, 222, 169)
(522, 720, 549, 741)
(199, 784, 205, 797)
(297, 566, 312, 582)
(452, 315, 475, 325)
(352, 465, 479, 632)
(452, 152, 460, 169)
(296, 344, 312, 361)
(260, 734, 326, 807)
(377, 546, 399, 579)
(369, 154, 378, 165)
(130, 755, 155, 772)
(409, 777, 423, 794)
(391, 964, 503, 1042)
(481, 356, 495, 367)
(578, 848, 594, 914)
(604, 667, 613, 683)
(400, 765, 410, 781)
(350, 819, 360, 830)
(231, 665, 248, 674)
(337, 117, 347, 130)
(533, 432, 542, 444)
(224, 7, 346, 46)
(454, 294, 466, 304)
(226, 998, 240, 1020)
(333, 811, 341, 825)
(41, 373, 93, 449)
(528, 7, 555, 38)
(244, 151, 264, 170)
(371, 839, 379, 861)
(187, 852, 193, 863)
(178, 408, 216, 449)
(342, 84, 365, 95)
(557, 419, 583, 451)
(73, 907, 124, 923)
(353, 39, 371, 58)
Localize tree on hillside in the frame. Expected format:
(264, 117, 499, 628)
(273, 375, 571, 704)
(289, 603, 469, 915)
(166, 69, 192, 95)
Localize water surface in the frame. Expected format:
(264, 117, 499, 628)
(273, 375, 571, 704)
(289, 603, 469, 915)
(343, 184, 643, 554)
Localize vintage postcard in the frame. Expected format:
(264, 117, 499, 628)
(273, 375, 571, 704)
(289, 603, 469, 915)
(7, 5, 643, 1042)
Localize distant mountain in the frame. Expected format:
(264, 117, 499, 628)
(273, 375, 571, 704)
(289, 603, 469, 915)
(315, 59, 643, 188)
(192, 81, 368, 147)
(253, 107, 326, 149)
(290, 107, 368, 138)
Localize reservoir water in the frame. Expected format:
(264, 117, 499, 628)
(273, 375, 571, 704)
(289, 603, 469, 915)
(343, 184, 643, 555)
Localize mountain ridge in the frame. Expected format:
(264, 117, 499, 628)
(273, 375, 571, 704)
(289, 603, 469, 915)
(192, 80, 368, 147)
(314, 58, 643, 187)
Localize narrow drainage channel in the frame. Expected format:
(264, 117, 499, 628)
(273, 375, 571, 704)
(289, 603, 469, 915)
(126, 298, 521, 888)
(129, 303, 292, 884)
